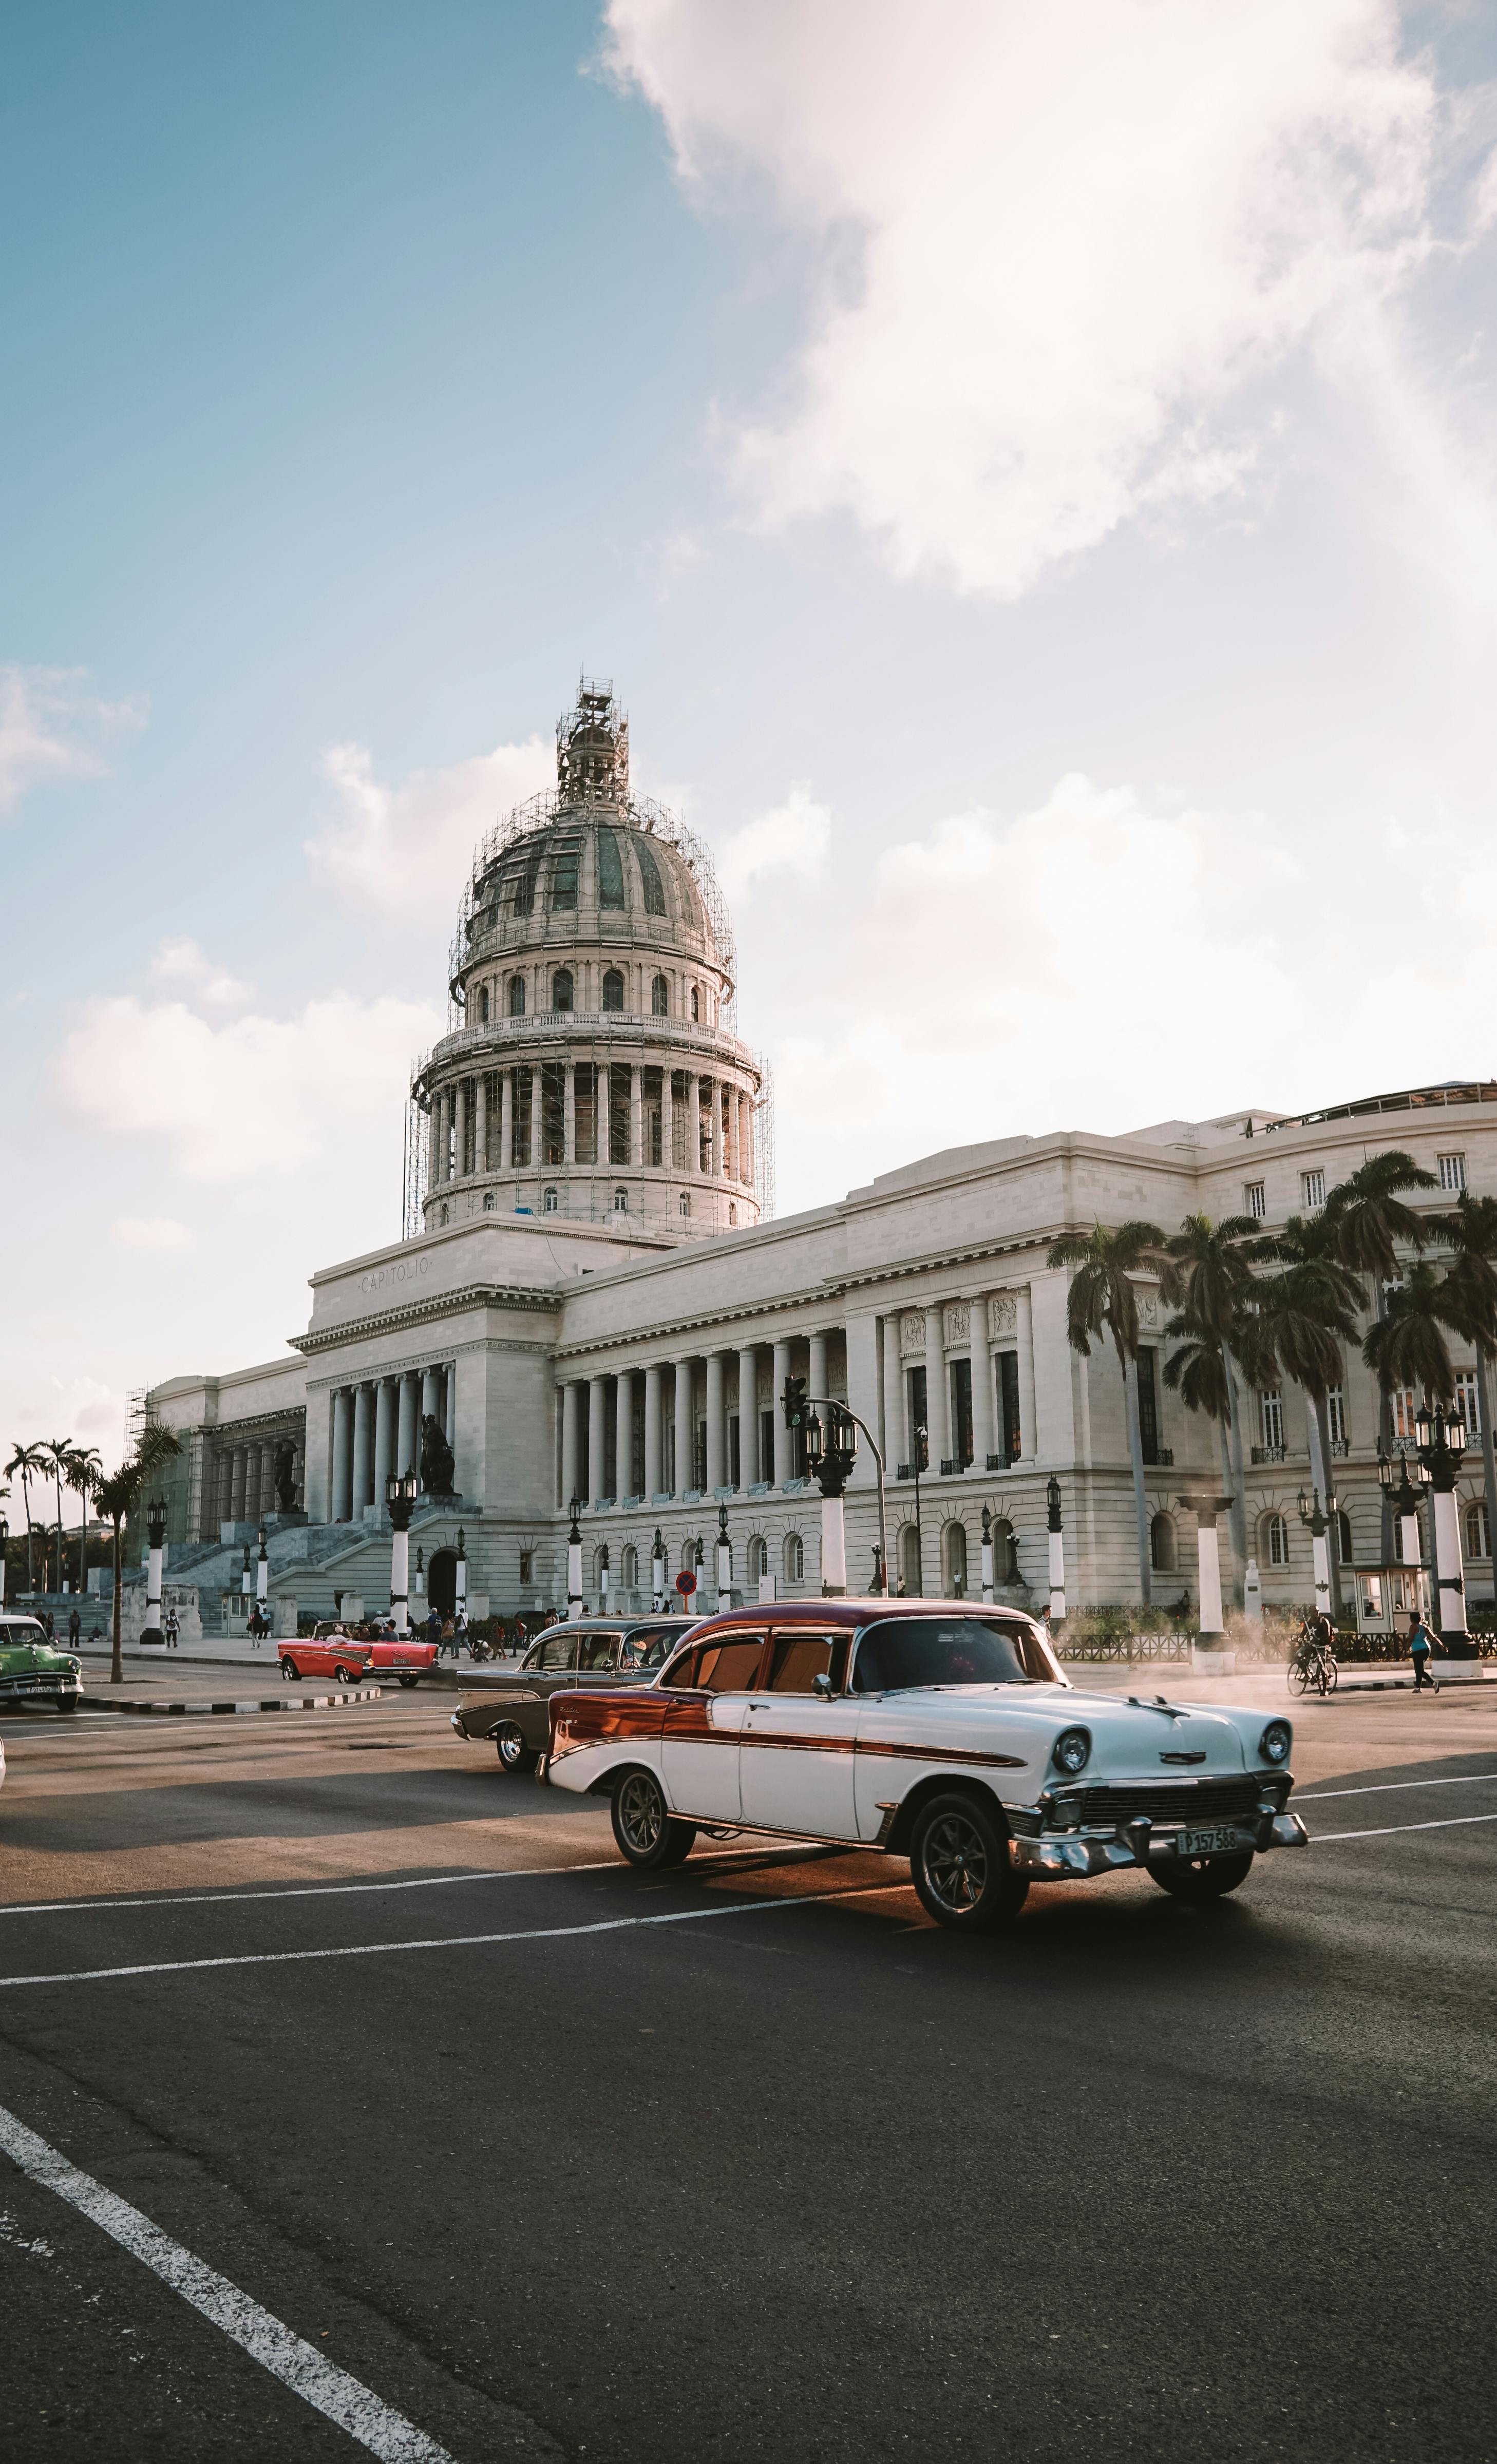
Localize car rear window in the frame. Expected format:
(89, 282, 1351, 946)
(662, 1635, 766, 1692)
(851, 1616, 1058, 1693)
(767, 1631, 848, 1693)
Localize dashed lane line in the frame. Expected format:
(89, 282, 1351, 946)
(0, 2101, 454, 2462)
(1310, 1810, 1497, 1843)
(1298, 1770, 1497, 1800)
(0, 1882, 905, 1991)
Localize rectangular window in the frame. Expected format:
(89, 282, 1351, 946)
(760, 1410, 774, 1481)
(574, 1063, 597, 1166)
(1244, 1180, 1266, 1220)
(1390, 1386, 1418, 1441)
(1301, 1169, 1325, 1210)
(549, 839, 579, 910)
(997, 1352, 1021, 1463)
(1136, 1347, 1160, 1465)
(1328, 1386, 1347, 1446)
(693, 1425, 708, 1492)
(1439, 1152, 1466, 1192)
(1261, 1389, 1284, 1450)
(1456, 1370, 1480, 1435)
(596, 826, 626, 909)
(518, 1549, 533, 1586)
(906, 1365, 928, 1467)
(949, 1358, 973, 1467)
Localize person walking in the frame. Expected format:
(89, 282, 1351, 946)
(426, 1605, 441, 1653)
(67, 1605, 81, 1646)
(164, 1606, 179, 1649)
(1407, 1609, 1441, 1694)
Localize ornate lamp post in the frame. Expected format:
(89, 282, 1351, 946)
(715, 1504, 732, 1610)
(385, 1469, 419, 1637)
(455, 1525, 467, 1617)
(598, 1541, 611, 1614)
(803, 1405, 858, 1596)
(255, 1522, 269, 1608)
(911, 1423, 928, 1596)
(1296, 1484, 1335, 1620)
(142, 1499, 167, 1648)
(567, 1497, 583, 1620)
(1046, 1476, 1066, 1625)
(1377, 1443, 1428, 1616)
(651, 1526, 666, 1612)
(240, 1542, 253, 1605)
(1413, 1404, 1470, 1649)
(980, 1505, 995, 1604)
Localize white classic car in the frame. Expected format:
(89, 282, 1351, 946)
(546, 1599, 1308, 1931)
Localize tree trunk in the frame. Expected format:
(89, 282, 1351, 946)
(23, 1485, 33, 1588)
(1309, 1390, 1343, 1616)
(1123, 1353, 1152, 1605)
(1475, 1346, 1497, 1599)
(1223, 1346, 1248, 1600)
(110, 1523, 123, 1685)
(1371, 1273, 1394, 1562)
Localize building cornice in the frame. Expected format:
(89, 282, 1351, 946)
(293, 1283, 562, 1355)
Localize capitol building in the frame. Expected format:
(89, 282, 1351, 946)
(146, 679, 1497, 1633)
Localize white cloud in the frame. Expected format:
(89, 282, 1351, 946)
(54, 987, 440, 1181)
(605, 0, 1447, 597)
(307, 735, 554, 916)
(148, 937, 250, 1007)
(110, 1216, 194, 1252)
(718, 782, 831, 893)
(0, 666, 146, 816)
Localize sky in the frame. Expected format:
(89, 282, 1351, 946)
(4, 0, 1497, 1476)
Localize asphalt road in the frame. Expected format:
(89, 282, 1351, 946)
(1, 1684, 1494, 2464)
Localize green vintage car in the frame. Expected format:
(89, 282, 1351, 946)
(0, 1617, 84, 1712)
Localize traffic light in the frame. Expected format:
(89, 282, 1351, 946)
(914, 1423, 930, 1474)
(782, 1375, 808, 1429)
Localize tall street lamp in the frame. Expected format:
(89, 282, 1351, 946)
(256, 1522, 269, 1608)
(385, 1469, 419, 1636)
(715, 1504, 732, 1610)
(1047, 1476, 1066, 1625)
(1413, 1404, 1470, 1650)
(1296, 1484, 1335, 1620)
(651, 1526, 666, 1613)
(455, 1525, 468, 1619)
(567, 1498, 584, 1620)
(803, 1405, 858, 1596)
(142, 1499, 168, 1649)
(1377, 1444, 1428, 1616)
(980, 1505, 995, 1605)
(911, 1424, 928, 1596)
(598, 1541, 611, 1614)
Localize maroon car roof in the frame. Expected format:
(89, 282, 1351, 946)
(680, 1598, 1031, 1632)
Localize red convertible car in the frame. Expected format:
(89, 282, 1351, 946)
(278, 1629, 438, 1688)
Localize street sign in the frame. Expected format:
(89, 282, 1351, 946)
(675, 1570, 697, 1599)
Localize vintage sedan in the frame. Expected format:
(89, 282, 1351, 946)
(0, 1618, 84, 1714)
(450, 1616, 697, 1773)
(546, 1599, 1309, 1932)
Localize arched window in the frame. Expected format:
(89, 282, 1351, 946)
(543, 1187, 559, 1214)
(602, 968, 624, 1012)
(899, 1523, 922, 1595)
(1335, 1509, 1353, 1563)
(1150, 1513, 1177, 1573)
(1264, 1512, 1290, 1568)
(680, 1538, 697, 1576)
(596, 826, 625, 910)
(690, 985, 700, 1022)
(651, 973, 669, 1016)
(621, 1543, 639, 1589)
(728, 1204, 737, 1227)
(635, 837, 667, 916)
(614, 1188, 628, 1212)
(942, 1521, 968, 1598)
(552, 969, 573, 1014)
(783, 1532, 804, 1582)
(992, 1517, 1019, 1586)
(482, 1191, 495, 1212)
(479, 984, 490, 1022)
(439, 1203, 449, 1226)
(678, 1192, 691, 1218)
(1467, 1501, 1491, 1560)
(748, 1535, 768, 1583)
(507, 974, 526, 1017)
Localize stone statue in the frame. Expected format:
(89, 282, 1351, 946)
(419, 1412, 455, 1497)
(272, 1439, 298, 1514)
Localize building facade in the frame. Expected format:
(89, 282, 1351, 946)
(144, 686, 1497, 1629)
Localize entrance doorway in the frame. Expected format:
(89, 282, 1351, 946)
(899, 1523, 922, 1595)
(427, 1548, 458, 1617)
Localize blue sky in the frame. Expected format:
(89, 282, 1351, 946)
(5, 0, 1497, 1467)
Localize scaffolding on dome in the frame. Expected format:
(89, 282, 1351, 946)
(402, 1077, 429, 1242)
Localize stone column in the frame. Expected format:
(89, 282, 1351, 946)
(530, 1063, 543, 1170)
(739, 1091, 753, 1188)
(444, 1363, 456, 1447)
(630, 1065, 643, 1169)
(421, 1365, 441, 1426)
(474, 1073, 488, 1174)
(453, 1080, 468, 1180)
(615, 1370, 634, 1500)
(563, 1062, 576, 1166)
(588, 1373, 608, 1503)
(352, 1384, 375, 1514)
(331, 1394, 352, 1523)
(231, 1446, 247, 1521)
(661, 1068, 675, 1175)
(706, 1352, 726, 1493)
(725, 1086, 740, 1183)
(259, 1442, 274, 1518)
(561, 1381, 581, 1507)
(673, 1358, 693, 1494)
(737, 1347, 760, 1485)
(969, 1298, 994, 1473)
(772, 1340, 792, 1486)
(1015, 1289, 1036, 1462)
(924, 1306, 950, 1469)
(426, 1098, 441, 1191)
(710, 1080, 724, 1178)
(645, 1365, 664, 1496)
(397, 1372, 418, 1483)
(500, 1069, 514, 1171)
(690, 1077, 703, 1173)
(808, 1331, 829, 1412)
(373, 1378, 395, 1501)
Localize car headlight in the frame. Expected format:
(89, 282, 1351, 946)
(1259, 1719, 1292, 1765)
(1052, 1726, 1091, 1775)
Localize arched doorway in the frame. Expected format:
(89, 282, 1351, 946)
(427, 1548, 458, 1617)
(899, 1523, 922, 1595)
(942, 1521, 968, 1598)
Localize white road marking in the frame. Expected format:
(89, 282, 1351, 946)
(1311, 1810, 1497, 1843)
(0, 1882, 902, 1991)
(1298, 1771, 1497, 1801)
(0, 2102, 453, 2462)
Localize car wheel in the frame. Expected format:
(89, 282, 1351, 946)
(55, 1695, 80, 1714)
(280, 1656, 299, 1682)
(333, 1664, 356, 1685)
(909, 1791, 1029, 1933)
(1149, 1850, 1255, 1902)
(397, 1675, 418, 1689)
(611, 1768, 696, 1869)
(494, 1722, 539, 1776)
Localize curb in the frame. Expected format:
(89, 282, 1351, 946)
(79, 1689, 385, 1716)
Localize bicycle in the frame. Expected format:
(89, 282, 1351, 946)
(1288, 1621, 1339, 1697)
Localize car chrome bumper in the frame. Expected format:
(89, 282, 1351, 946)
(1010, 1809, 1310, 1878)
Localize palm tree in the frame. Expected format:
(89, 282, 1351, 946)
(1362, 1261, 1461, 1405)
(1047, 1219, 1168, 1604)
(4, 1442, 48, 1590)
(1246, 1214, 1365, 1613)
(1323, 1150, 1437, 1554)
(40, 1439, 75, 1599)
(1431, 1192, 1497, 1567)
(67, 1444, 103, 1600)
(87, 1423, 182, 1685)
(1160, 1213, 1258, 1593)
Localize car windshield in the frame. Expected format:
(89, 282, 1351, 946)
(851, 1615, 1059, 1693)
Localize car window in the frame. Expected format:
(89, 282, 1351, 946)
(577, 1635, 621, 1671)
(767, 1632, 848, 1693)
(851, 1616, 1044, 1693)
(696, 1635, 766, 1694)
(538, 1634, 580, 1671)
(522, 1641, 545, 1669)
(622, 1623, 677, 1666)
(3, 1622, 44, 1648)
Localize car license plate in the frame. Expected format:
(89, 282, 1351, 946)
(1179, 1823, 1243, 1857)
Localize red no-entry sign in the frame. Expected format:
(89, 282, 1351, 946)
(675, 1571, 697, 1599)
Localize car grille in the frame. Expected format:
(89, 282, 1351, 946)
(1081, 1777, 1262, 1827)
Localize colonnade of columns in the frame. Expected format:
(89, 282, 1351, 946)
(559, 1334, 837, 1510)
(880, 1293, 1037, 1476)
(214, 1436, 302, 1533)
(327, 1361, 457, 1524)
(426, 1060, 755, 1189)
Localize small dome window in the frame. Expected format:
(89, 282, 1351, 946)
(690, 986, 700, 1022)
(728, 1204, 737, 1227)
(635, 837, 667, 918)
(602, 968, 624, 1013)
(543, 1187, 559, 1213)
(552, 969, 574, 1014)
(479, 984, 490, 1022)
(482, 1192, 496, 1212)
(596, 827, 626, 910)
(507, 975, 526, 1017)
(678, 1191, 691, 1218)
(614, 1188, 629, 1212)
(651, 972, 669, 1016)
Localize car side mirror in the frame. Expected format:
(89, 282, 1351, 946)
(811, 1672, 835, 1701)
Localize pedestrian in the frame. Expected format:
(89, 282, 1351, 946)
(67, 1606, 81, 1646)
(1407, 1608, 1441, 1694)
(426, 1605, 441, 1652)
(164, 1607, 179, 1649)
(454, 1607, 469, 1656)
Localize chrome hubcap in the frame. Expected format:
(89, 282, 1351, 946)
(923, 1813, 988, 1914)
(498, 1726, 523, 1766)
(619, 1774, 662, 1853)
